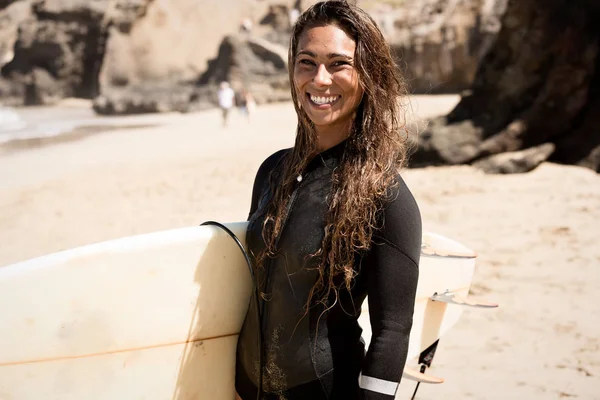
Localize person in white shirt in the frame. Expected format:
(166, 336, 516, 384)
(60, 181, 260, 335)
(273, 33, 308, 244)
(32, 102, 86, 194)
(289, 8, 300, 26)
(218, 81, 235, 127)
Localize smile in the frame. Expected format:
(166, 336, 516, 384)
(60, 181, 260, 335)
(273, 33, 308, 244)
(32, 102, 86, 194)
(307, 93, 340, 107)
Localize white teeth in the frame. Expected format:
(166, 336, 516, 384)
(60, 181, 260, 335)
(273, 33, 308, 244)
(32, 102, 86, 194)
(310, 95, 339, 105)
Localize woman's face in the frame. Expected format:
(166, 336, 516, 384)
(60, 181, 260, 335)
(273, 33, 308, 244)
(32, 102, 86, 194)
(293, 24, 364, 134)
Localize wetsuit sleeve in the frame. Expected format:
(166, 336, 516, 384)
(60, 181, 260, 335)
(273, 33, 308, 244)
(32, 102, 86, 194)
(359, 174, 422, 400)
(248, 149, 289, 219)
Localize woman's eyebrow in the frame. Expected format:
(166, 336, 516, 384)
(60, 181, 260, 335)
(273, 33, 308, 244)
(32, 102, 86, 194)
(297, 50, 353, 59)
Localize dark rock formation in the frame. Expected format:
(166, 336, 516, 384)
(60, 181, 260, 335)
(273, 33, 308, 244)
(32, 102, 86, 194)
(0, 0, 152, 106)
(410, 0, 600, 173)
(0, 0, 19, 10)
(473, 143, 555, 174)
(0, 0, 256, 106)
(0, 0, 32, 102)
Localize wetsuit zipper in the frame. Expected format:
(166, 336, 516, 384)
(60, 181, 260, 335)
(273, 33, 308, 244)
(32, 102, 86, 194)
(259, 173, 305, 393)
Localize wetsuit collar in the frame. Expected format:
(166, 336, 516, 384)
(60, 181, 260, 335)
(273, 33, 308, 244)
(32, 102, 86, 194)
(306, 139, 348, 172)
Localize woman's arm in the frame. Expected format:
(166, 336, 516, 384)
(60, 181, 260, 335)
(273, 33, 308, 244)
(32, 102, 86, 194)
(360, 174, 422, 400)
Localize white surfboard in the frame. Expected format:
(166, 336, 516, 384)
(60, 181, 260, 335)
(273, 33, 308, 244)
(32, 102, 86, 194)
(0, 222, 482, 399)
(359, 232, 479, 361)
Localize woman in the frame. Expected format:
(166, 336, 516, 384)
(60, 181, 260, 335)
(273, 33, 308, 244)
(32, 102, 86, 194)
(236, 1, 421, 399)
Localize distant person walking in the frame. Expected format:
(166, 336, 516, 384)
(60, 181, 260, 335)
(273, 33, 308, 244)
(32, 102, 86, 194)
(217, 81, 235, 127)
(289, 7, 300, 26)
(238, 88, 257, 123)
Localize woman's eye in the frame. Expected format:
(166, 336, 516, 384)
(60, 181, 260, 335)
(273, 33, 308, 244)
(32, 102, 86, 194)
(298, 59, 314, 66)
(332, 61, 350, 67)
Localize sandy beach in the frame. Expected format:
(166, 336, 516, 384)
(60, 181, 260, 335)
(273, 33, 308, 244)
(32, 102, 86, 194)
(1, 95, 598, 399)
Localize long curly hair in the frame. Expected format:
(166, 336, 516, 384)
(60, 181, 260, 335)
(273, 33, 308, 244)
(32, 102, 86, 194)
(258, 0, 410, 311)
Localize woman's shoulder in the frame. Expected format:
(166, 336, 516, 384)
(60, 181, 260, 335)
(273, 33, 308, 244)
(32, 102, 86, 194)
(384, 171, 421, 221)
(261, 148, 291, 168)
(253, 148, 291, 185)
(248, 148, 292, 218)
(377, 171, 422, 257)
(256, 148, 290, 174)
(386, 171, 418, 206)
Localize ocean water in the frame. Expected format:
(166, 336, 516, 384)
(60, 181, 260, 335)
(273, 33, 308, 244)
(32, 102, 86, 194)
(0, 107, 28, 141)
(0, 106, 97, 144)
(0, 105, 177, 146)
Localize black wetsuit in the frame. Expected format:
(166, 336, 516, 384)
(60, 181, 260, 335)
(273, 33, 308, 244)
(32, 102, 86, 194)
(235, 141, 421, 400)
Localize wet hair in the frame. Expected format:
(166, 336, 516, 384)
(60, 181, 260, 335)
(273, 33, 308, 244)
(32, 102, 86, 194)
(259, 0, 410, 311)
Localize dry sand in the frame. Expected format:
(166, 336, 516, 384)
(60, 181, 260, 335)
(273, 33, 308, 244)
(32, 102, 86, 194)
(1, 95, 598, 399)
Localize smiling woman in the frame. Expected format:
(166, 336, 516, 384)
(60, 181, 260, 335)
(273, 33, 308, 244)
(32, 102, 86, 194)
(235, 1, 420, 400)
(293, 25, 364, 148)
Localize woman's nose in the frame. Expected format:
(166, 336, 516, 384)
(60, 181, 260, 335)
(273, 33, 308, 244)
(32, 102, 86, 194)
(313, 64, 332, 86)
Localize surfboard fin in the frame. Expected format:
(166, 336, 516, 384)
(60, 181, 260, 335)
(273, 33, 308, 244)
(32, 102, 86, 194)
(430, 291, 498, 308)
(403, 367, 444, 384)
(409, 340, 443, 399)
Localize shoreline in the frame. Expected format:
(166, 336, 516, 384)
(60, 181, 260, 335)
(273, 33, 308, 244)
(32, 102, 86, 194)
(0, 123, 159, 154)
(0, 94, 459, 153)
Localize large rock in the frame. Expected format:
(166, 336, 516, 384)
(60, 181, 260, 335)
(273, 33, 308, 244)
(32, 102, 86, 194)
(367, 0, 508, 94)
(0, 0, 151, 106)
(198, 35, 289, 103)
(0, 1, 29, 67)
(473, 143, 555, 174)
(409, 0, 600, 173)
(0, 0, 32, 104)
(94, 34, 290, 115)
(409, 116, 482, 166)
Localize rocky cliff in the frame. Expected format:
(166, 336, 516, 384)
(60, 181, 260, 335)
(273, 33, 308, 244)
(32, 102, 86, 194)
(1, 0, 507, 109)
(1, 0, 118, 105)
(0, 0, 268, 106)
